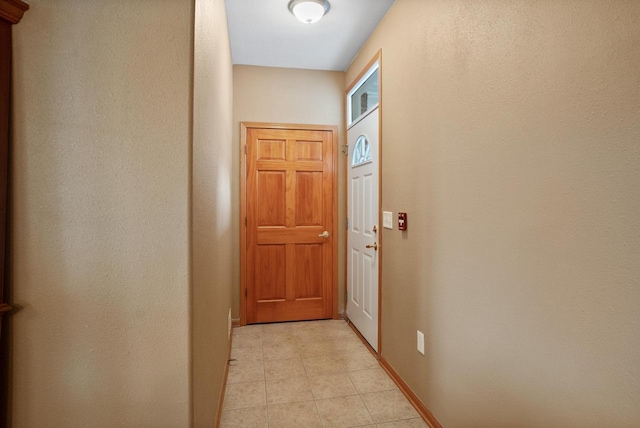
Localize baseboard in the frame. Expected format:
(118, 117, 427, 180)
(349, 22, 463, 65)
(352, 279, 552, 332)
(379, 356, 443, 428)
(231, 318, 241, 327)
(214, 332, 234, 428)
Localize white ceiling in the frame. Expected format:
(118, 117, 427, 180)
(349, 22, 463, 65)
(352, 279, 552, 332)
(224, 0, 395, 71)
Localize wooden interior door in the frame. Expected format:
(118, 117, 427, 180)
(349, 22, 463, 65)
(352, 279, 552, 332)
(245, 125, 336, 324)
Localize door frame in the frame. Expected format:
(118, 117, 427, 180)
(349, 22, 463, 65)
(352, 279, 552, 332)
(240, 122, 339, 326)
(344, 50, 383, 354)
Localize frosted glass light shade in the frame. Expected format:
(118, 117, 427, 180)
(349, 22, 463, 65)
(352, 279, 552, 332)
(289, 0, 330, 24)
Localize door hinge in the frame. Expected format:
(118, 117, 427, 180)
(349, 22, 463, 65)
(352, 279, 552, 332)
(245, 216, 247, 227)
(345, 217, 349, 230)
(244, 144, 247, 154)
(245, 288, 248, 297)
(342, 144, 348, 156)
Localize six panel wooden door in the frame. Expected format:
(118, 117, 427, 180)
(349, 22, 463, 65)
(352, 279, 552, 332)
(246, 126, 335, 323)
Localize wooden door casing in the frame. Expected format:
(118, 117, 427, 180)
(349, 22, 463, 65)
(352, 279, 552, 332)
(0, 2, 29, 424)
(243, 124, 337, 324)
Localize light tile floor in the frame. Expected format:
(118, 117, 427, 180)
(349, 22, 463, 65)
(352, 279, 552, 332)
(220, 319, 428, 428)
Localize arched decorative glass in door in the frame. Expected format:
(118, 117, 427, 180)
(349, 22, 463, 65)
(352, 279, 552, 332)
(352, 135, 372, 166)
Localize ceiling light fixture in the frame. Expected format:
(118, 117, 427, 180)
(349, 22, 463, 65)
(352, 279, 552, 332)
(288, 0, 330, 24)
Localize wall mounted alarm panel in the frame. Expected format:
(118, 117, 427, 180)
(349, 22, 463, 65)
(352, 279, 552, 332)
(398, 212, 407, 231)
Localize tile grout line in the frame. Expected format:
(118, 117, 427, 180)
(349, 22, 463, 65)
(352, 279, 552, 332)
(260, 326, 270, 428)
(357, 386, 377, 427)
(299, 327, 326, 427)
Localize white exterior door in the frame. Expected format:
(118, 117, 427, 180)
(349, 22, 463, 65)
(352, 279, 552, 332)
(347, 107, 379, 351)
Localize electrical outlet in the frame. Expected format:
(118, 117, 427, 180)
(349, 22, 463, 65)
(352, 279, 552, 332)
(417, 330, 425, 355)
(228, 308, 232, 340)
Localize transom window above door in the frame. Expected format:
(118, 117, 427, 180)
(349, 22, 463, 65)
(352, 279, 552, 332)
(347, 61, 379, 127)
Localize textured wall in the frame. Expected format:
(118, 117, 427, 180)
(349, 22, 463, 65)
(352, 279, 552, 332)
(10, 1, 192, 426)
(346, 1, 640, 426)
(192, 0, 234, 426)
(232, 65, 345, 320)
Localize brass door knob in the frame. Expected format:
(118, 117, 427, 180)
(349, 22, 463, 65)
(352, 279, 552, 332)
(318, 231, 329, 238)
(365, 242, 378, 250)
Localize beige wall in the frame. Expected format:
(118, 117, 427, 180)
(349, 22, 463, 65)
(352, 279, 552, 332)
(232, 65, 345, 320)
(347, 1, 640, 426)
(11, 1, 192, 426)
(192, 0, 234, 426)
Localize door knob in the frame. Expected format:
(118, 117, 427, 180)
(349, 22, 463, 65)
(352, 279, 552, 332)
(366, 242, 378, 250)
(318, 231, 329, 238)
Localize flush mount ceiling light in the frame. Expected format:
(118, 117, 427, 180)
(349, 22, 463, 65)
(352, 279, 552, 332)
(288, 0, 330, 24)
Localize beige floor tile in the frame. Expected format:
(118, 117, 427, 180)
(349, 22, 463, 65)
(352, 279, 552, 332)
(330, 337, 369, 353)
(268, 400, 323, 428)
(360, 389, 420, 423)
(261, 322, 293, 335)
(233, 325, 263, 336)
(324, 329, 356, 340)
(308, 372, 358, 399)
(264, 357, 306, 380)
(294, 331, 328, 344)
(266, 376, 314, 405)
(233, 333, 263, 348)
(320, 319, 349, 326)
(297, 340, 335, 357)
(230, 344, 263, 361)
(223, 381, 266, 410)
(289, 320, 315, 328)
(262, 343, 299, 360)
(348, 367, 397, 394)
(377, 418, 429, 428)
(292, 320, 324, 327)
(290, 322, 325, 336)
(320, 320, 351, 332)
(329, 339, 371, 355)
(262, 333, 298, 347)
(222, 320, 423, 428)
(220, 405, 268, 428)
(338, 349, 380, 372)
(227, 359, 265, 384)
(302, 355, 346, 377)
(315, 394, 374, 427)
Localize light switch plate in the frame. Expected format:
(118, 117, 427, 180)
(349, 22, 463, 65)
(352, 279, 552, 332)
(417, 330, 425, 355)
(383, 211, 393, 229)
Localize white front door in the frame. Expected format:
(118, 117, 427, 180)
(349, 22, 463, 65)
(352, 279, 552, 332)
(347, 107, 379, 351)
